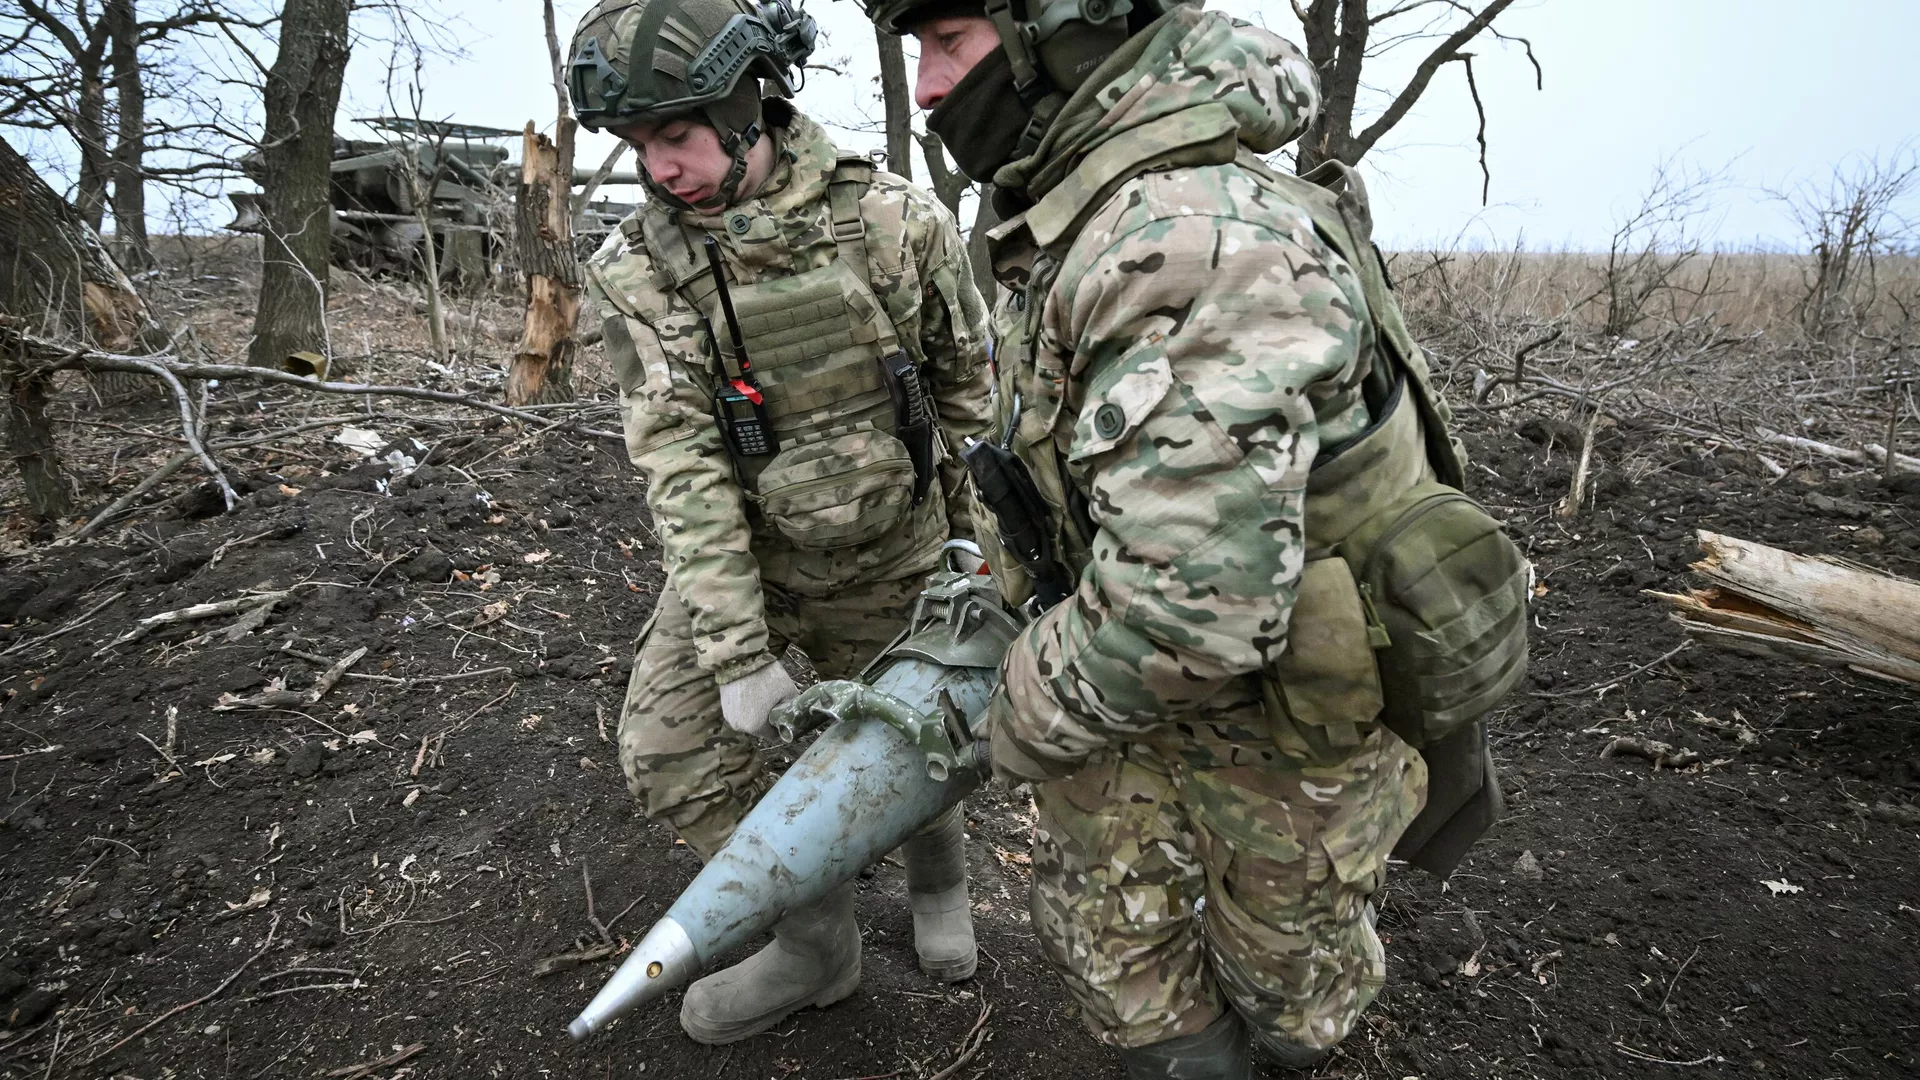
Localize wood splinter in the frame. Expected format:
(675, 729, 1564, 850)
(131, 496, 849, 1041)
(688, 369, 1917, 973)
(1650, 531, 1920, 689)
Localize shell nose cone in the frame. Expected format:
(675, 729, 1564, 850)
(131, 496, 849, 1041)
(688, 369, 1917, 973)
(568, 916, 699, 1041)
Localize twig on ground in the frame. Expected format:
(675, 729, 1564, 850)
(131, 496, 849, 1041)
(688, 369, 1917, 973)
(65, 414, 414, 543)
(305, 647, 368, 703)
(213, 645, 366, 711)
(344, 665, 511, 686)
(259, 966, 357, 982)
(1528, 643, 1690, 699)
(120, 353, 237, 510)
(1612, 1042, 1722, 1067)
(1658, 944, 1702, 1015)
(134, 732, 180, 775)
(927, 1001, 992, 1080)
(208, 529, 277, 567)
(458, 683, 516, 724)
(0, 774, 56, 825)
(0, 745, 64, 762)
(1556, 405, 1604, 518)
(533, 861, 644, 976)
(95, 589, 291, 655)
(41, 1012, 63, 1080)
(1757, 428, 1920, 474)
(1601, 736, 1702, 770)
(0, 590, 127, 658)
(87, 914, 279, 1064)
(323, 1041, 425, 1080)
(239, 980, 363, 1003)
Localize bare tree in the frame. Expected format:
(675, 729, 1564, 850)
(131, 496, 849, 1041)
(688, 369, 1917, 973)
(1593, 158, 1727, 338)
(2, 2, 262, 246)
(246, 0, 351, 369)
(103, 0, 154, 269)
(1776, 148, 1920, 345)
(1291, 0, 1540, 201)
(876, 32, 912, 181)
(7, 2, 116, 229)
(506, 0, 578, 406)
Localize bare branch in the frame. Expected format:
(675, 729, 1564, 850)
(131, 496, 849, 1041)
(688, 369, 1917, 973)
(1351, 0, 1517, 161)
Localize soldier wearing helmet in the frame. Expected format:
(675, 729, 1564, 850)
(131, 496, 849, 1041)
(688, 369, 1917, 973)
(573, 0, 996, 1045)
(862, 2, 1514, 1078)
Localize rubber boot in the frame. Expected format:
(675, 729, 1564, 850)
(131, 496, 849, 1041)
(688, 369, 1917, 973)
(1249, 1029, 1328, 1071)
(678, 883, 861, 1045)
(1118, 1013, 1250, 1080)
(902, 803, 977, 981)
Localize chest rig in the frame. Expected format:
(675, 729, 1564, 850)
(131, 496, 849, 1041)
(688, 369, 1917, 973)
(626, 156, 937, 551)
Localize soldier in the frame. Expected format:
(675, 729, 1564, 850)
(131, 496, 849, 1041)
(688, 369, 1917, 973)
(861, 2, 1517, 1078)
(570, 0, 996, 1045)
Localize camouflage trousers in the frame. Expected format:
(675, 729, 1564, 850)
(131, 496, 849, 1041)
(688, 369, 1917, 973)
(618, 574, 924, 860)
(1030, 705, 1427, 1052)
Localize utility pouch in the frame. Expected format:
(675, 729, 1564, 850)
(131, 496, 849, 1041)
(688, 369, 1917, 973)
(1340, 480, 1530, 749)
(963, 437, 1073, 609)
(1263, 556, 1388, 764)
(878, 349, 935, 507)
(713, 379, 777, 458)
(755, 428, 917, 550)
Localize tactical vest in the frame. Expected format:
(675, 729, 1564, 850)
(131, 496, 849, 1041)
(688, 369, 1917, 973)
(620, 156, 939, 554)
(995, 104, 1528, 875)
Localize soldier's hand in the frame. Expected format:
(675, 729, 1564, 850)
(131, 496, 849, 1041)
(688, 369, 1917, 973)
(718, 658, 799, 741)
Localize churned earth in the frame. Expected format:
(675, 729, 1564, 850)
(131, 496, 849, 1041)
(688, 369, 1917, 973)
(0, 392, 1916, 1080)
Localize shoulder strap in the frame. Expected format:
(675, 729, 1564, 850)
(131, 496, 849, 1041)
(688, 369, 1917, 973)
(828, 158, 875, 284)
(1244, 155, 1467, 489)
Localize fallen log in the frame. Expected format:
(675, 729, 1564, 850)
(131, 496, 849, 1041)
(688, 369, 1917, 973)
(1754, 428, 1920, 475)
(1650, 531, 1920, 688)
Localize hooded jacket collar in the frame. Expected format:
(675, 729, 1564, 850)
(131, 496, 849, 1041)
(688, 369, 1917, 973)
(993, 6, 1320, 207)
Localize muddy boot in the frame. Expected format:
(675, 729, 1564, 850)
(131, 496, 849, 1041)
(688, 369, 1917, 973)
(1249, 1029, 1328, 1071)
(902, 803, 976, 981)
(1119, 1013, 1250, 1080)
(678, 884, 861, 1045)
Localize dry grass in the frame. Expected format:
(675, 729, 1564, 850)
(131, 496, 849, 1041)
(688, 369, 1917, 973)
(1387, 246, 1920, 471)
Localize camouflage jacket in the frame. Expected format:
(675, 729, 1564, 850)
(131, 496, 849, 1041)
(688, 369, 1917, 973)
(587, 112, 994, 684)
(982, 8, 1391, 780)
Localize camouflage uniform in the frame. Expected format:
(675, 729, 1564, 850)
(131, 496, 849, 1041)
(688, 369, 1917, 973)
(588, 110, 994, 857)
(976, 7, 1430, 1052)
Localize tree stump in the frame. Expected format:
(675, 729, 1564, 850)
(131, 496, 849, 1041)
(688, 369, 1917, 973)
(507, 123, 579, 406)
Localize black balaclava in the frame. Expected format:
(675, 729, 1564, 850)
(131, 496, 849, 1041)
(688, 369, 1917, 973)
(925, 45, 1031, 184)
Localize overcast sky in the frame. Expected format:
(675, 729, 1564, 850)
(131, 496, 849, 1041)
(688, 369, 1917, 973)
(27, 0, 1918, 251)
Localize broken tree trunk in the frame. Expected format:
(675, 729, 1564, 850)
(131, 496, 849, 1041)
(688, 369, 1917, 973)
(0, 132, 168, 518)
(1651, 531, 1920, 688)
(506, 122, 579, 406)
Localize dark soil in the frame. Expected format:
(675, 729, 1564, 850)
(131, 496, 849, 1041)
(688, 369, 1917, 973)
(1, 392, 1917, 1078)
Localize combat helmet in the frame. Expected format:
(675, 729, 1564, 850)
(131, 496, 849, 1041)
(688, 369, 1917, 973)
(569, 0, 817, 205)
(862, 1, 1193, 180)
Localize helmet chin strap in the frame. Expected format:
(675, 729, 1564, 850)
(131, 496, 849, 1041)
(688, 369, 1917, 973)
(982, 0, 1065, 163)
(715, 119, 765, 207)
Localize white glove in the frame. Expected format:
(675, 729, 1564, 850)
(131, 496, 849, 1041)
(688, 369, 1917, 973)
(718, 659, 798, 741)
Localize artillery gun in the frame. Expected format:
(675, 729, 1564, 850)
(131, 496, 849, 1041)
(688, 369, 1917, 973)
(225, 117, 642, 287)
